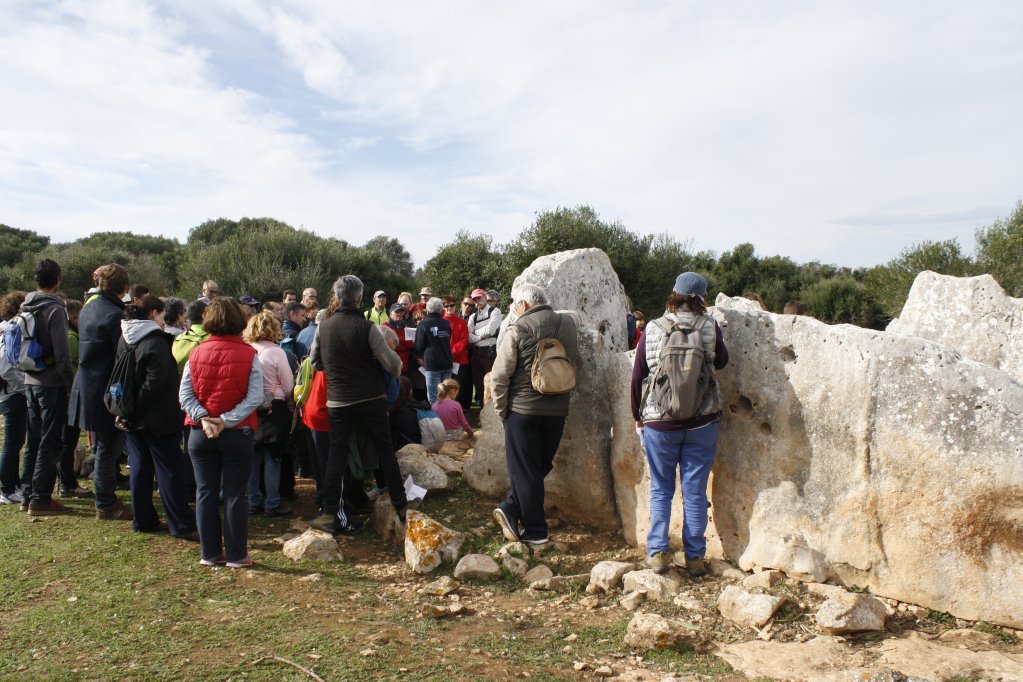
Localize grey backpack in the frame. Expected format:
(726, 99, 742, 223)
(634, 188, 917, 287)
(645, 315, 711, 420)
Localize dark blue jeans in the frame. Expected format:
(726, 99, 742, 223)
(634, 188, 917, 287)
(188, 426, 253, 564)
(92, 428, 125, 509)
(0, 393, 28, 495)
(127, 430, 197, 536)
(25, 385, 67, 504)
(499, 411, 566, 541)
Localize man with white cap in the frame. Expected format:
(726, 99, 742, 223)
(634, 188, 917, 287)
(467, 287, 502, 407)
(630, 272, 729, 578)
(408, 287, 432, 318)
(365, 290, 389, 325)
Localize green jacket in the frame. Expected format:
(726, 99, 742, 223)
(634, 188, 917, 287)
(68, 329, 79, 376)
(490, 305, 579, 418)
(365, 307, 389, 325)
(171, 324, 209, 376)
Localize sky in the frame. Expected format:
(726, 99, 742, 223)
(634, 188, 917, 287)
(1, 0, 1021, 270)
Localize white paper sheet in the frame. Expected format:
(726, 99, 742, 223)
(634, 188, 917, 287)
(404, 327, 416, 341)
(404, 475, 427, 502)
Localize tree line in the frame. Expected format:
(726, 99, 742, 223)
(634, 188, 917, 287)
(1, 201, 1019, 329)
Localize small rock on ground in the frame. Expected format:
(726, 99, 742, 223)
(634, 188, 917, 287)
(622, 569, 683, 602)
(523, 564, 553, 583)
(816, 593, 886, 634)
(624, 612, 680, 650)
(421, 576, 460, 596)
(717, 585, 785, 628)
(282, 529, 343, 563)
(620, 591, 647, 611)
(453, 554, 501, 582)
(501, 555, 528, 577)
(742, 570, 784, 590)
(588, 560, 636, 593)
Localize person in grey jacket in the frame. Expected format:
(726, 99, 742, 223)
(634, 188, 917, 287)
(490, 283, 578, 547)
(20, 259, 75, 515)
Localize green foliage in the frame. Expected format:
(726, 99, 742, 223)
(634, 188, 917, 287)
(0, 224, 49, 267)
(177, 218, 414, 304)
(975, 200, 1023, 297)
(418, 230, 512, 300)
(364, 235, 415, 279)
(800, 277, 885, 328)
(975, 620, 1020, 645)
(864, 239, 977, 319)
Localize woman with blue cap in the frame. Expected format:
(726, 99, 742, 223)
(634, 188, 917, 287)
(630, 272, 729, 577)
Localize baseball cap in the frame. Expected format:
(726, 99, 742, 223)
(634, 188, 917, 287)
(673, 272, 709, 299)
(389, 303, 405, 313)
(374, 290, 386, 298)
(419, 287, 433, 296)
(471, 288, 487, 299)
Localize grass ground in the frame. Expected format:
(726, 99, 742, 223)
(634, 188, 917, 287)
(0, 455, 741, 682)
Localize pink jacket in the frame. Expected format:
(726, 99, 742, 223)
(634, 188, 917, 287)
(251, 341, 295, 401)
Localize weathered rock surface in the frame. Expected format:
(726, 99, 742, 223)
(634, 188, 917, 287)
(404, 511, 464, 574)
(714, 636, 866, 682)
(623, 612, 680, 650)
(703, 293, 1022, 628)
(716, 585, 784, 628)
(888, 271, 1023, 382)
(815, 593, 887, 634)
(619, 591, 646, 611)
(588, 560, 636, 593)
(464, 249, 626, 529)
(501, 554, 528, 577)
(875, 632, 1023, 681)
(420, 576, 460, 596)
(742, 569, 783, 590)
(396, 444, 451, 491)
(370, 492, 405, 545)
(282, 529, 342, 562)
(621, 569, 683, 602)
(453, 554, 501, 582)
(523, 564, 553, 584)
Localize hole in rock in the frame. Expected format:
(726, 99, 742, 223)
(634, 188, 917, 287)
(729, 395, 754, 417)
(780, 345, 797, 362)
(760, 422, 772, 435)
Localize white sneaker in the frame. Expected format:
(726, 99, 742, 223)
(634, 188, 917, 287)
(0, 490, 24, 505)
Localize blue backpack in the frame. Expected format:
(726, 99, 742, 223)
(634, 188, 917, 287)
(2, 311, 48, 372)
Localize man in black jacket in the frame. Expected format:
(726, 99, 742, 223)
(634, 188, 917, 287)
(70, 263, 133, 520)
(308, 275, 406, 534)
(20, 259, 74, 515)
(413, 297, 453, 404)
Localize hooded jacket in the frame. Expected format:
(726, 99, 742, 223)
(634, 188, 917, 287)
(19, 292, 73, 392)
(117, 319, 183, 435)
(69, 291, 125, 432)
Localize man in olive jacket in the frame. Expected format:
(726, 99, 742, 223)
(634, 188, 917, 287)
(490, 283, 578, 547)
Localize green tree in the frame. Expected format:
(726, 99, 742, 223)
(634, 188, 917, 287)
(418, 230, 511, 300)
(364, 236, 415, 279)
(630, 234, 715, 316)
(864, 239, 977, 319)
(800, 277, 885, 328)
(975, 200, 1023, 296)
(0, 224, 49, 267)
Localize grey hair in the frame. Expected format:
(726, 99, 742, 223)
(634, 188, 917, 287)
(425, 296, 444, 314)
(513, 283, 548, 307)
(333, 274, 364, 307)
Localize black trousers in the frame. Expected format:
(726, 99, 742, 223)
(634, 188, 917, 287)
(456, 362, 473, 411)
(471, 346, 496, 406)
(499, 411, 565, 541)
(324, 399, 406, 522)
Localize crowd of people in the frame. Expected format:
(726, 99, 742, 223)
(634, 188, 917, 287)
(1, 258, 729, 578)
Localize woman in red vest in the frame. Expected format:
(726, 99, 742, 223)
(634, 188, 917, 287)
(179, 298, 264, 568)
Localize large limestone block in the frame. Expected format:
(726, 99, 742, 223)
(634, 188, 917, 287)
(396, 444, 451, 491)
(888, 271, 1023, 382)
(609, 350, 693, 551)
(699, 294, 1023, 629)
(464, 248, 626, 529)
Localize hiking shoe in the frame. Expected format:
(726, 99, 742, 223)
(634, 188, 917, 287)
(644, 551, 671, 574)
(0, 490, 24, 505)
(59, 486, 94, 499)
(248, 503, 263, 514)
(27, 499, 73, 516)
(493, 508, 520, 542)
(264, 503, 292, 517)
(674, 552, 707, 578)
(199, 555, 226, 567)
(308, 512, 337, 533)
(519, 535, 549, 548)
(175, 530, 201, 543)
(96, 499, 133, 521)
(226, 555, 254, 568)
(332, 517, 365, 537)
(139, 521, 169, 533)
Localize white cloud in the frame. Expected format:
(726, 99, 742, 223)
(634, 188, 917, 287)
(0, 0, 1020, 269)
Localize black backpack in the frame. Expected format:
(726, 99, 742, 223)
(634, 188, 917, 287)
(104, 343, 139, 421)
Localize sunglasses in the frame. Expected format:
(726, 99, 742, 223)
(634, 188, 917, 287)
(443, 303, 455, 309)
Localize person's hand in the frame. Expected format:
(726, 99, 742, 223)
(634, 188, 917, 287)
(202, 416, 224, 439)
(635, 420, 644, 436)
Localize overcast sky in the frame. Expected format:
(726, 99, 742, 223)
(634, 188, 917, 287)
(1, 0, 1020, 269)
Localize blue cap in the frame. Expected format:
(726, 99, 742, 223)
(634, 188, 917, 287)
(673, 272, 708, 299)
